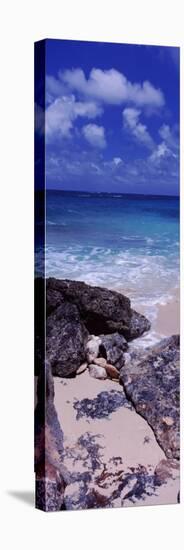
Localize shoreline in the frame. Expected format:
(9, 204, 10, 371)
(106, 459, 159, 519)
(154, 287, 180, 337)
(123, 286, 180, 346)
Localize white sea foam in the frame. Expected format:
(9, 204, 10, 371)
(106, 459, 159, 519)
(43, 245, 179, 318)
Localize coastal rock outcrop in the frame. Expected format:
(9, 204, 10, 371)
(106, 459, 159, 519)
(38, 277, 151, 378)
(35, 362, 69, 511)
(154, 458, 179, 486)
(119, 335, 180, 460)
(47, 301, 88, 377)
(46, 278, 151, 341)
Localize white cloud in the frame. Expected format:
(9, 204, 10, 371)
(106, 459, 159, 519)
(123, 107, 154, 149)
(113, 157, 122, 166)
(59, 68, 164, 107)
(45, 95, 102, 138)
(150, 124, 179, 163)
(46, 146, 179, 192)
(159, 124, 172, 141)
(149, 142, 170, 162)
(82, 123, 106, 148)
(46, 75, 66, 103)
(159, 124, 178, 153)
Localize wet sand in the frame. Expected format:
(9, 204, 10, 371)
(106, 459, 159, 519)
(155, 288, 180, 337)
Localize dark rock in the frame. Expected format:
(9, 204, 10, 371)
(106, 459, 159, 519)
(99, 333, 128, 370)
(35, 362, 69, 511)
(154, 458, 179, 487)
(47, 301, 88, 377)
(46, 278, 150, 340)
(119, 335, 180, 460)
(36, 277, 150, 379)
(129, 309, 151, 340)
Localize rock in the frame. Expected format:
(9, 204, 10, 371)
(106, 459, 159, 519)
(162, 416, 174, 427)
(76, 362, 88, 375)
(86, 336, 101, 363)
(119, 335, 180, 459)
(94, 357, 107, 367)
(46, 301, 88, 377)
(46, 278, 150, 340)
(35, 362, 69, 511)
(105, 363, 120, 380)
(154, 458, 179, 486)
(88, 364, 107, 380)
(99, 333, 128, 370)
(129, 309, 151, 340)
(123, 352, 131, 365)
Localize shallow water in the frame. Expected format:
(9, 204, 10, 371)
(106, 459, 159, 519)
(36, 190, 179, 323)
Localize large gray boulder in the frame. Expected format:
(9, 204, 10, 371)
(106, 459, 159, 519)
(46, 301, 88, 377)
(119, 335, 180, 460)
(46, 278, 150, 341)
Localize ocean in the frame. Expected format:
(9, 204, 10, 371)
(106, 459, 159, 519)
(36, 190, 179, 327)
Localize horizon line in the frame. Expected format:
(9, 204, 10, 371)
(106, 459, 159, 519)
(44, 188, 179, 198)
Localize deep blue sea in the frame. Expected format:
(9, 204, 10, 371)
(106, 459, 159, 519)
(37, 190, 179, 324)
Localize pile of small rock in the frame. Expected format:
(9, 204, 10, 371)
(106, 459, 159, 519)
(77, 333, 129, 381)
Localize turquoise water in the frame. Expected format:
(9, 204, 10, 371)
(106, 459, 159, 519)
(37, 191, 179, 316)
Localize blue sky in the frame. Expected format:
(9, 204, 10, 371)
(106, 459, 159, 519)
(43, 39, 179, 195)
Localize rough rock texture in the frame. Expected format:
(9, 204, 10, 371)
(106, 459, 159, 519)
(88, 364, 107, 380)
(86, 336, 101, 363)
(46, 278, 150, 341)
(46, 301, 88, 377)
(154, 458, 179, 486)
(99, 333, 128, 370)
(35, 362, 69, 511)
(129, 309, 151, 340)
(119, 335, 180, 460)
(35, 277, 151, 378)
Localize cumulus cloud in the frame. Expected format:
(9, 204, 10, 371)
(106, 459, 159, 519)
(149, 142, 170, 162)
(45, 95, 102, 138)
(159, 124, 179, 152)
(46, 75, 66, 103)
(159, 124, 172, 141)
(149, 124, 179, 163)
(82, 123, 106, 148)
(44, 67, 165, 144)
(113, 157, 122, 166)
(123, 108, 154, 149)
(46, 145, 179, 194)
(59, 67, 164, 107)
